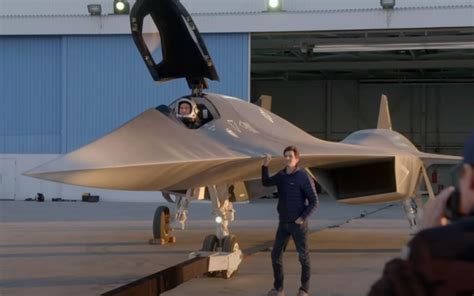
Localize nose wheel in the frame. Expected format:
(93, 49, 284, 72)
(221, 235, 239, 278)
(202, 234, 220, 251)
(200, 234, 240, 278)
(202, 234, 220, 277)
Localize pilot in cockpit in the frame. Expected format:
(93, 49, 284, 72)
(175, 98, 202, 129)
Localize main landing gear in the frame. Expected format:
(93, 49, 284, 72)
(149, 185, 243, 278)
(401, 165, 436, 232)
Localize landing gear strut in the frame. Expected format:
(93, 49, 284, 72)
(197, 185, 242, 278)
(401, 165, 434, 232)
(150, 185, 243, 278)
(402, 198, 422, 231)
(150, 190, 193, 245)
(209, 185, 236, 240)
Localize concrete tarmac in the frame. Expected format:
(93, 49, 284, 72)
(0, 196, 411, 296)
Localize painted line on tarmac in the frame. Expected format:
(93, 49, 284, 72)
(242, 203, 396, 257)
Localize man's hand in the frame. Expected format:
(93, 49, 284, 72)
(295, 217, 304, 225)
(263, 154, 272, 167)
(421, 186, 455, 229)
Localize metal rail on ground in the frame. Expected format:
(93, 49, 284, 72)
(101, 203, 395, 295)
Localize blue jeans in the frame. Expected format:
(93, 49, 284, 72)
(271, 221, 310, 292)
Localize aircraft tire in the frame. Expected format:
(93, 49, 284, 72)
(202, 234, 220, 277)
(202, 234, 219, 251)
(222, 235, 239, 279)
(153, 206, 170, 240)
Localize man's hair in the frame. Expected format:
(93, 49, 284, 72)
(283, 145, 300, 158)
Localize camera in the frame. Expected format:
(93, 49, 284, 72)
(444, 188, 463, 221)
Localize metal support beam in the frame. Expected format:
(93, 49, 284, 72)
(252, 35, 474, 50)
(252, 60, 474, 72)
(325, 81, 332, 140)
(421, 85, 427, 151)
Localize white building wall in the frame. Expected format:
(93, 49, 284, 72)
(0, 154, 165, 202)
(1, 0, 472, 35)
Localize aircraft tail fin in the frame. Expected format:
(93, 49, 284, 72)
(377, 94, 392, 130)
(255, 95, 272, 111)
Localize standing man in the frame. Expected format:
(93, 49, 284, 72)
(263, 146, 319, 296)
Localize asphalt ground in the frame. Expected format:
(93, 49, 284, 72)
(0, 196, 411, 296)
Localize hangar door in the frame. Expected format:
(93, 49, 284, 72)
(0, 159, 16, 200)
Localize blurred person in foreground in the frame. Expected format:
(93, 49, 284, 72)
(369, 132, 474, 296)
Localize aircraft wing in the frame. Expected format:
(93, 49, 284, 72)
(417, 151, 461, 167)
(25, 94, 392, 191)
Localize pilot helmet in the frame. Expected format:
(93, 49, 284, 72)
(175, 98, 199, 123)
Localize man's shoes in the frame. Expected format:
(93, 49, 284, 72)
(296, 289, 308, 296)
(267, 288, 285, 296)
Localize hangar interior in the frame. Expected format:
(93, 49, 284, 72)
(251, 28, 474, 155)
(1, 0, 473, 200)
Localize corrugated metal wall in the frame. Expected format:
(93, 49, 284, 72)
(0, 36, 62, 153)
(0, 33, 249, 153)
(251, 80, 474, 155)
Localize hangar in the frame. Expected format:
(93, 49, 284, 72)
(0, 0, 473, 201)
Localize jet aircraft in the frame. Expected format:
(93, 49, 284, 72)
(25, 0, 460, 269)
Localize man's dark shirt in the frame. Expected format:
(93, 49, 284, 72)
(262, 166, 319, 222)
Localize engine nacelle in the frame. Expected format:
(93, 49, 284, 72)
(310, 156, 422, 204)
(164, 179, 275, 203)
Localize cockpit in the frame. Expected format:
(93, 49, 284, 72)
(156, 95, 219, 129)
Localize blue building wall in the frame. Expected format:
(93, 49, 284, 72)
(0, 33, 249, 153)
